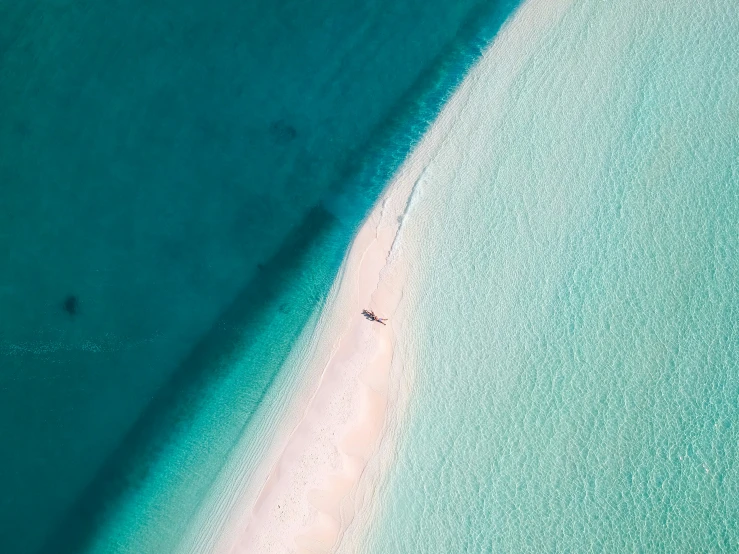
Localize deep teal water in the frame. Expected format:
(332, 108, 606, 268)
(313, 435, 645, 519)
(0, 1, 518, 552)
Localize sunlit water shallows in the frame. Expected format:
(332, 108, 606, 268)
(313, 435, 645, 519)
(356, 0, 739, 552)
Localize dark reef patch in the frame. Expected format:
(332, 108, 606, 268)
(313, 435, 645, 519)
(269, 120, 298, 144)
(62, 295, 79, 316)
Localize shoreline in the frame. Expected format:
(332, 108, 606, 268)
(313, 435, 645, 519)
(178, 104, 449, 554)
(226, 166, 419, 553)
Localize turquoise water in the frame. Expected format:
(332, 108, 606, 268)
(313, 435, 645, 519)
(0, 1, 519, 553)
(362, 0, 739, 552)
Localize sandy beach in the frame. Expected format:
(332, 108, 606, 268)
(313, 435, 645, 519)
(220, 156, 422, 553)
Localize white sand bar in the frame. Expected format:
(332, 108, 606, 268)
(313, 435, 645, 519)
(225, 152, 429, 553)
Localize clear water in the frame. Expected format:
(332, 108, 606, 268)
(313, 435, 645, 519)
(362, 0, 739, 551)
(0, 1, 519, 552)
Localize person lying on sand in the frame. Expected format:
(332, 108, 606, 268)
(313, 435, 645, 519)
(362, 309, 387, 325)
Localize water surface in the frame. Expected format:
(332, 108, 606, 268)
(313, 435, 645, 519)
(364, 1, 739, 551)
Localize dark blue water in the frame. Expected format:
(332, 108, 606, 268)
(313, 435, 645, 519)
(0, 1, 518, 552)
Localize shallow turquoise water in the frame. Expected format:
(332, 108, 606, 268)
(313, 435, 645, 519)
(363, 1, 739, 552)
(0, 1, 519, 552)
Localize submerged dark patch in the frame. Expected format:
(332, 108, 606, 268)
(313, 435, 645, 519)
(63, 295, 79, 316)
(270, 120, 298, 144)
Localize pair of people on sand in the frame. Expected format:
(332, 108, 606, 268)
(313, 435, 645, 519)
(361, 309, 387, 325)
